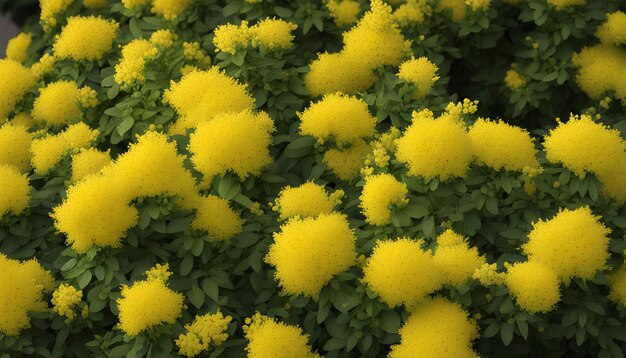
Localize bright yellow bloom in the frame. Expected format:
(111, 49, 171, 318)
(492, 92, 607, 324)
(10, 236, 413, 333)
(274, 182, 338, 220)
(305, 52, 378, 97)
(265, 213, 357, 297)
(0, 254, 54, 336)
(395, 109, 473, 181)
(433, 230, 486, 287)
(572, 44, 626, 101)
(53, 16, 119, 61)
(114, 39, 158, 88)
(389, 297, 479, 358)
(250, 18, 297, 51)
(472, 263, 505, 286)
(83, 0, 107, 8)
(505, 261, 561, 313)
(392, 0, 431, 26)
(70, 148, 111, 182)
(0, 165, 31, 218)
(32, 81, 82, 126)
(183, 42, 206, 61)
(362, 238, 444, 308)
(164, 67, 255, 134)
(547, 0, 586, 10)
(145, 263, 172, 282)
(323, 139, 370, 180)
(0, 59, 36, 119)
(31, 122, 99, 175)
(523, 207, 610, 283)
(608, 264, 626, 307)
(213, 21, 250, 54)
(397, 57, 439, 98)
(52, 284, 83, 320)
(360, 174, 408, 226)
(0, 123, 32, 174)
(298, 93, 376, 145)
(151, 0, 191, 19)
(5, 33, 32, 63)
(327, 0, 361, 27)
(10, 112, 36, 128)
(469, 119, 538, 172)
(150, 29, 177, 47)
(596, 11, 626, 45)
(466, 0, 490, 11)
(243, 313, 321, 358)
(121, 0, 149, 9)
(176, 311, 232, 357)
(30, 53, 56, 79)
(191, 195, 244, 240)
(436, 0, 467, 21)
(40, 0, 73, 30)
(188, 110, 275, 181)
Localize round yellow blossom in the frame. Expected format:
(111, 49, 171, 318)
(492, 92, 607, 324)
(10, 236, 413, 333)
(191, 195, 244, 240)
(362, 238, 444, 308)
(265, 213, 357, 297)
(0, 123, 32, 174)
(522, 206, 611, 283)
(213, 21, 251, 54)
(32, 81, 82, 126)
(151, 0, 191, 19)
(274, 182, 337, 220)
(53, 16, 119, 61)
(433, 231, 486, 287)
(547, 0, 586, 11)
(183, 42, 206, 62)
(397, 57, 440, 98)
(250, 18, 297, 51)
(51, 284, 83, 320)
(395, 109, 473, 181)
(0, 254, 54, 336)
(389, 297, 479, 358)
(30, 53, 56, 79)
(571, 44, 626, 101)
(244, 313, 321, 358)
(504, 68, 527, 90)
(40, 0, 73, 30)
(298, 92, 376, 145)
(117, 277, 184, 336)
(176, 311, 232, 357)
(468, 119, 539, 172)
(164, 67, 255, 134)
(608, 264, 626, 307)
(71, 148, 111, 182)
(472, 263, 505, 286)
(114, 39, 158, 88)
(122, 0, 150, 9)
(77, 87, 99, 108)
(83, 0, 107, 8)
(392, 0, 431, 26)
(0, 59, 36, 119)
(436, 0, 467, 21)
(6, 33, 32, 63)
(150, 29, 177, 47)
(305, 52, 378, 96)
(360, 174, 408, 226)
(596, 11, 626, 45)
(466, 0, 491, 11)
(0, 165, 31, 218)
(505, 261, 561, 313)
(323, 138, 370, 181)
(436, 229, 465, 247)
(10, 112, 36, 128)
(188, 110, 275, 181)
(31, 122, 99, 175)
(327, 0, 361, 27)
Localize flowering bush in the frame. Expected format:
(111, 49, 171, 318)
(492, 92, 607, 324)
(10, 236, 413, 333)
(0, 0, 625, 357)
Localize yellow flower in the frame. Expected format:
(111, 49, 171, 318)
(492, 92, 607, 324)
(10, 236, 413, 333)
(150, 29, 177, 47)
(83, 0, 107, 8)
(30, 53, 57, 79)
(395, 109, 473, 181)
(5, 33, 32, 63)
(572, 44, 626, 101)
(274, 182, 337, 220)
(151, 0, 191, 19)
(0, 254, 54, 336)
(608, 264, 626, 307)
(472, 263, 505, 286)
(0, 165, 31, 218)
(31, 122, 99, 175)
(432, 230, 486, 287)
(10, 112, 36, 129)
(191, 195, 244, 240)
(32, 81, 82, 126)
(466, 0, 491, 11)
(0, 59, 36, 119)
(122, 0, 150, 10)
(362, 238, 444, 308)
(522, 206, 611, 283)
(176, 311, 232, 357)
(53, 16, 119, 61)
(323, 139, 370, 181)
(243, 313, 321, 358)
(298, 92, 377, 145)
(183, 42, 206, 62)
(188, 110, 275, 181)
(360, 174, 408, 226)
(397, 57, 440, 98)
(114, 39, 158, 88)
(505, 261, 561, 313)
(504, 68, 527, 90)
(327, 0, 361, 27)
(469, 118, 538, 172)
(52, 284, 83, 320)
(392, 0, 431, 26)
(436, 0, 467, 21)
(0, 123, 32, 174)
(305, 52, 378, 97)
(389, 297, 479, 358)
(145, 263, 172, 282)
(40, 0, 73, 30)
(70, 148, 111, 182)
(265, 213, 357, 297)
(596, 11, 626, 45)
(213, 21, 251, 54)
(547, 0, 586, 11)
(250, 18, 297, 51)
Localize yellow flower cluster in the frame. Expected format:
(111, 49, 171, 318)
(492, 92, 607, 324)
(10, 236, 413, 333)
(163, 67, 255, 134)
(188, 110, 275, 181)
(30, 53, 57, 79)
(10, 112, 36, 128)
(273, 182, 340, 220)
(31, 122, 99, 175)
(361, 127, 401, 174)
(40, 0, 73, 30)
(6, 33, 32, 63)
(265, 213, 357, 297)
(596, 11, 626, 45)
(213, 21, 251, 54)
(0, 165, 31, 218)
(190, 195, 244, 240)
(250, 18, 298, 51)
(436, 0, 467, 21)
(468, 119, 539, 172)
(114, 39, 158, 88)
(32, 81, 82, 126)
(176, 311, 232, 357)
(505, 261, 561, 313)
(0, 254, 54, 336)
(150, 29, 177, 48)
(472, 263, 505, 286)
(323, 139, 371, 180)
(572, 44, 626, 101)
(397, 57, 440, 98)
(392, 0, 431, 26)
(0, 59, 36, 119)
(327, 0, 361, 27)
(504, 68, 527, 90)
(543, 114, 626, 202)
(121, 0, 150, 9)
(70, 149, 111, 182)
(395, 109, 473, 181)
(151, 0, 191, 19)
(306, 0, 410, 96)
(51, 284, 83, 320)
(608, 264, 626, 307)
(0, 123, 32, 174)
(83, 0, 107, 8)
(362, 238, 443, 308)
(53, 16, 119, 61)
(116, 264, 183, 336)
(243, 313, 321, 358)
(389, 297, 479, 358)
(547, 0, 586, 11)
(359, 174, 408, 226)
(466, 0, 491, 11)
(433, 230, 486, 287)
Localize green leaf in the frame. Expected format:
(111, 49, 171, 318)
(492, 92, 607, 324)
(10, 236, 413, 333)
(323, 337, 346, 351)
(77, 270, 92, 289)
(188, 286, 205, 309)
(202, 278, 219, 301)
(117, 117, 134, 136)
(379, 310, 401, 333)
(180, 255, 194, 276)
(500, 322, 514, 346)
